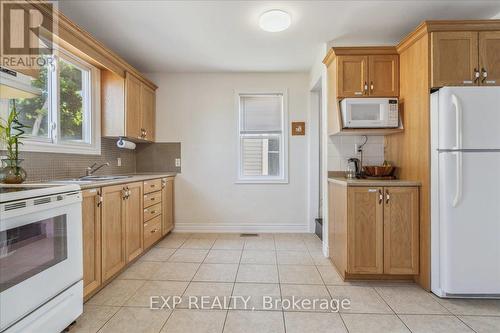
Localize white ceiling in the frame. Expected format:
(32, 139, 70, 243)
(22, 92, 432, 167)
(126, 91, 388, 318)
(59, 1, 500, 73)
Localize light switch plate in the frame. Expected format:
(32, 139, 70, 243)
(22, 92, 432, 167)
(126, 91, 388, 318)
(175, 158, 181, 167)
(117, 157, 121, 167)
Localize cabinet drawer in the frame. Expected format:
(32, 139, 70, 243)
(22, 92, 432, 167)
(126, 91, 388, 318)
(144, 191, 162, 208)
(144, 216, 162, 248)
(144, 203, 161, 221)
(143, 179, 162, 194)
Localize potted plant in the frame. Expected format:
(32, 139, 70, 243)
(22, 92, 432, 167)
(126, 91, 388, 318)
(0, 101, 29, 184)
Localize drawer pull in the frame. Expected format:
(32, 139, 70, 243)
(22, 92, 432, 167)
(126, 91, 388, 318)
(151, 198, 155, 201)
(151, 228, 159, 233)
(150, 210, 157, 214)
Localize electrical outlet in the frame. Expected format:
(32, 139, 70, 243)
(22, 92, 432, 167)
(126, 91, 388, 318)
(175, 158, 181, 167)
(117, 157, 122, 167)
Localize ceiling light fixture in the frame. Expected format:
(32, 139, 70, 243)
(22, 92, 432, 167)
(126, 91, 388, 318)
(259, 10, 291, 32)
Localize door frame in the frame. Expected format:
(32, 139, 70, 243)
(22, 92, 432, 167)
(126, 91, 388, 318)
(309, 74, 329, 257)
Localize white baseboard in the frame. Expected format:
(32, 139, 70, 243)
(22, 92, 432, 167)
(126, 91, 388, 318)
(174, 223, 310, 233)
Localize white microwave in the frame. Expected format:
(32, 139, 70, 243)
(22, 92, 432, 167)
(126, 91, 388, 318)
(340, 98, 399, 128)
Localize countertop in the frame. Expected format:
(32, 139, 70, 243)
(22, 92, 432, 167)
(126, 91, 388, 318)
(328, 176, 421, 187)
(48, 173, 177, 190)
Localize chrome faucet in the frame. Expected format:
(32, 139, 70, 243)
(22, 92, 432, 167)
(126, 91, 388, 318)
(86, 162, 110, 176)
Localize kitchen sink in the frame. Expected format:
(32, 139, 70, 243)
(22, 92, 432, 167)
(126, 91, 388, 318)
(53, 175, 132, 184)
(79, 175, 131, 181)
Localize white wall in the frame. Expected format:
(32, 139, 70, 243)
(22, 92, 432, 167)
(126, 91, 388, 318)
(150, 72, 310, 232)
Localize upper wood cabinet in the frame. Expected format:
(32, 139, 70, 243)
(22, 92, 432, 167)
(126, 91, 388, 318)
(431, 31, 500, 87)
(124, 182, 144, 263)
(369, 55, 399, 97)
(102, 71, 157, 142)
(82, 189, 102, 300)
(479, 31, 500, 85)
(101, 184, 126, 282)
(125, 73, 143, 140)
(161, 177, 174, 236)
(141, 84, 156, 142)
(347, 187, 384, 274)
(431, 32, 479, 87)
(383, 187, 419, 275)
(326, 48, 399, 98)
(337, 56, 368, 97)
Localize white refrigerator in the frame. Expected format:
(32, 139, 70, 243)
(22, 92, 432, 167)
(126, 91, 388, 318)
(431, 86, 500, 298)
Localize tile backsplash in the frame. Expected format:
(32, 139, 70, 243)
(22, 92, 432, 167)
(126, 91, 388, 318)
(0, 139, 181, 182)
(327, 135, 385, 172)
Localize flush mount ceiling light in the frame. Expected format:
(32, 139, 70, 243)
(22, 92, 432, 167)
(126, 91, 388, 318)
(259, 10, 291, 32)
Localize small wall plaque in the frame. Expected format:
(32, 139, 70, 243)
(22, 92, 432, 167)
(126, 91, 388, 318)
(291, 122, 305, 136)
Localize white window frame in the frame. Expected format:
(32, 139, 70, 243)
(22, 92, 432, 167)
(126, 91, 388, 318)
(20, 46, 101, 155)
(235, 89, 289, 184)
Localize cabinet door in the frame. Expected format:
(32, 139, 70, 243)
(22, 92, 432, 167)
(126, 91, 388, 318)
(161, 178, 174, 235)
(82, 189, 101, 299)
(431, 32, 479, 88)
(479, 31, 500, 86)
(141, 84, 156, 142)
(125, 72, 143, 139)
(124, 182, 144, 263)
(347, 187, 384, 274)
(368, 55, 399, 97)
(337, 56, 368, 97)
(383, 187, 419, 275)
(101, 185, 126, 281)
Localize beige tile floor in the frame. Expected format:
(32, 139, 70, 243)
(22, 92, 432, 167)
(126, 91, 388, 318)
(73, 233, 500, 333)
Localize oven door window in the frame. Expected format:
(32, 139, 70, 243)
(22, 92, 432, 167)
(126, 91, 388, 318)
(350, 104, 381, 121)
(0, 215, 68, 292)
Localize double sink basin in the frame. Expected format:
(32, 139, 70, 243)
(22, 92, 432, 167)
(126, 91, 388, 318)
(54, 175, 132, 184)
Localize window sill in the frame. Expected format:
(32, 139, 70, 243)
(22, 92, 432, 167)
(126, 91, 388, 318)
(18, 140, 101, 155)
(235, 178, 289, 184)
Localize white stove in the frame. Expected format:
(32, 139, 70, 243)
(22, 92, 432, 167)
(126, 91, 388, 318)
(0, 183, 83, 333)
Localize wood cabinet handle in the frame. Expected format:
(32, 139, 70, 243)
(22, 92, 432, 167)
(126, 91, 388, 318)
(474, 68, 480, 83)
(481, 68, 488, 83)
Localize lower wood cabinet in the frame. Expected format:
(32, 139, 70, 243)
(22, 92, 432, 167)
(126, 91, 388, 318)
(161, 177, 174, 235)
(347, 187, 384, 274)
(383, 187, 420, 274)
(124, 182, 144, 263)
(329, 182, 419, 278)
(82, 189, 102, 299)
(101, 184, 127, 282)
(82, 177, 175, 300)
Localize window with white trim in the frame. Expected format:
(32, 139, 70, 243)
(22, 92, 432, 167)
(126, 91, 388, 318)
(0, 48, 100, 154)
(237, 92, 288, 183)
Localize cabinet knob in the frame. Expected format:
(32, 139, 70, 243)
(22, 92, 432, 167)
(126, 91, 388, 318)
(474, 68, 480, 83)
(481, 68, 488, 83)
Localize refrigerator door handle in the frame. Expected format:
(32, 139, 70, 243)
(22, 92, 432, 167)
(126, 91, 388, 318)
(452, 151, 463, 207)
(451, 94, 463, 150)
